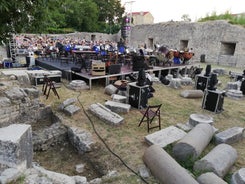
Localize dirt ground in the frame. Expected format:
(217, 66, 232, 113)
(34, 64, 245, 183)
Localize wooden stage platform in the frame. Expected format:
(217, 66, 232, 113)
(36, 57, 195, 89)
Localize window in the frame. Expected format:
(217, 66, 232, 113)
(148, 38, 153, 49)
(179, 40, 188, 51)
(91, 35, 96, 41)
(220, 42, 236, 55)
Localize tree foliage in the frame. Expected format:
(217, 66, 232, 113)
(198, 11, 245, 27)
(0, 0, 125, 42)
(0, 0, 46, 41)
(181, 14, 191, 22)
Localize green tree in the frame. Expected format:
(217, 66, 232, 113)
(27, 0, 67, 33)
(0, 0, 125, 42)
(93, 0, 125, 33)
(64, 0, 99, 32)
(181, 14, 191, 22)
(0, 0, 47, 41)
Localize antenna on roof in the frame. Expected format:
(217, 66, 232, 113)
(123, 1, 135, 47)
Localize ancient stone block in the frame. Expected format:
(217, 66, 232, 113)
(105, 100, 131, 113)
(59, 98, 77, 110)
(0, 124, 33, 169)
(180, 90, 204, 98)
(32, 122, 67, 151)
(88, 103, 124, 125)
(111, 94, 127, 103)
(63, 105, 81, 116)
(215, 127, 244, 145)
(144, 126, 187, 148)
(104, 84, 118, 95)
(68, 127, 94, 153)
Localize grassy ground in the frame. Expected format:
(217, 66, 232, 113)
(36, 63, 244, 183)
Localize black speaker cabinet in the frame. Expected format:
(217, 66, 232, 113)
(202, 89, 225, 113)
(195, 75, 209, 91)
(128, 82, 148, 109)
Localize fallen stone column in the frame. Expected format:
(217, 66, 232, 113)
(173, 123, 214, 161)
(180, 90, 204, 98)
(197, 172, 228, 184)
(231, 168, 245, 184)
(143, 145, 199, 184)
(194, 143, 238, 178)
(189, 113, 213, 127)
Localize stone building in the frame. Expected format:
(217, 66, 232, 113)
(129, 20, 245, 67)
(129, 11, 154, 25)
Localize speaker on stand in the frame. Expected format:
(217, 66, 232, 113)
(195, 75, 209, 91)
(128, 82, 149, 109)
(202, 89, 225, 113)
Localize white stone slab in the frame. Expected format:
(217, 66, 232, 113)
(0, 124, 33, 169)
(215, 127, 244, 144)
(176, 122, 193, 132)
(144, 126, 187, 148)
(1, 70, 27, 76)
(105, 100, 131, 113)
(0, 124, 31, 142)
(89, 103, 124, 125)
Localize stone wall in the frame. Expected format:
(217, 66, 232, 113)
(55, 32, 121, 43)
(0, 80, 42, 128)
(1, 20, 245, 67)
(130, 20, 245, 67)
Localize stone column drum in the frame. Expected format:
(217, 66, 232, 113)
(172, 123, 214, 161)
(197, 172, 228, 184)
(143, 145, 199, 184)
(194, 143, 238, 178)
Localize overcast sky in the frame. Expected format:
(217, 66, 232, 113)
(120, 0, 245, 23)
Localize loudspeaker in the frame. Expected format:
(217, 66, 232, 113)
(137, 68, 146, 86)
(204, 64, 211, 77)
(208, 73, 218, 90)
(240, 80, 245, 95)
(108, 64, 121, 74)
(132, 56, 146, 71)
(128, 82, 148, 109)
(195, 75, 209, 91)
(202, 89, 225, 113)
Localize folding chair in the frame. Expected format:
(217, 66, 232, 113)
(138, 104, 162, 132)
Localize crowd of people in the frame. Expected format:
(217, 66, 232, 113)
(13, 34, 194, 68)
(14, 34, 127, 57)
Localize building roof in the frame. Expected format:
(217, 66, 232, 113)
(131, 12, 150, 16)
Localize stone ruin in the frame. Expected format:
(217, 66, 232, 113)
(142, 113, 245, 184)
(0, 69, 132, 183)
(0, 67, 244, 183)
(0, 72, 100, 183)
(100, 78, 244, 183)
